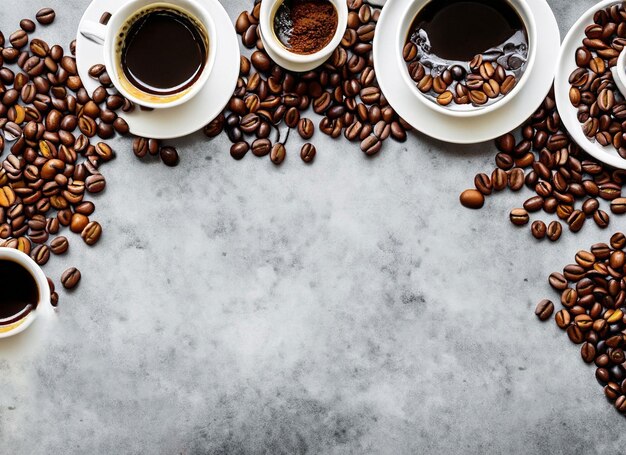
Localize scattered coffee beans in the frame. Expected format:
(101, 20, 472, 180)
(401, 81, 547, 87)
(0, 8, 133, 305)
(461, 87, 626, 240)
(205, 0, 412, 164)
(569, 3, 626, 158)
(540, 232, 626, 413)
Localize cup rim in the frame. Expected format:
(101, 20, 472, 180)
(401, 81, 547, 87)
(103, 0, 217, 110)
(398, 0, 538, 119)
(259, 0, 348, 67)
(0, 247, 50, 339)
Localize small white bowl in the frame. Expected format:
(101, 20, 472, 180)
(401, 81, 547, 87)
(398, 0, 537, 119)
(260, 0, 348, 72)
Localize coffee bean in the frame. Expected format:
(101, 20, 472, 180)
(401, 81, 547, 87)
(81, 221, 102, 246)
(581, 342, 597, 363)
(474, 173, 492, 195)
(491, 168, 507, 191)
(49, 236, 68, 255)
(85, 174, 106, 193)
(230, 142, 249, 160)
(611, 197, 626, 214)
(510, 208, 529, 226)
(300, 143, 316, 163)
(505, 168, 523, 191)
(611, 232, 626, 249)
(531, 220, 547, 239)
(298, 118, 314, 140)
(535, 299, 554, 321)
(251, 138, 271, 157)
(360, 135, 381, 156)
(459, 189, 484, 209)
(36, 8, 56, 25)
(270, 143, 286, 165)
(567, 210, 586, 232)
(9, 30, 28, 49)
(61, 267, 81, 289)
(160, 146, 179, 167)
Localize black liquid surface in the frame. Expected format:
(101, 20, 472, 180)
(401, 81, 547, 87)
(0, 259, 38, 319)
(410, 0, 524, 61)
(121, 9, 207, 96)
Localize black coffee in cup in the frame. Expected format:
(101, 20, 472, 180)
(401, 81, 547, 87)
(0, 259, 38, 324)
(119, 7, 208, 96)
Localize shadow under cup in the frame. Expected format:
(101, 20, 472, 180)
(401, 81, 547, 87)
(114, 4, 210, 106)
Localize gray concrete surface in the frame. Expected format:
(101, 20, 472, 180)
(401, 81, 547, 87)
(0, 0, 621, 454)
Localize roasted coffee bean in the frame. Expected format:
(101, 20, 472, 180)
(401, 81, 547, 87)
(474, 173, 492, 195)
(535, 299, 554, 321)
(270, 143, 286, 165)
(160, 146, 179, 167)
(251, 138, 271, 157)
(50, 236, 69, 255)
(531, 220, 547, 239)
(459, 189, 484, 209)
(298, 118, 314, 140)
(61, 267, 81, 289)
(230, 142, 249, 160)
(508, 168, 524, 191)
(36, 8, 56, 25)
(509, 208, 529, 226)
(81, 221, 102, 246)
(491, 168, 507, 191)
(300, 143, 316, 163)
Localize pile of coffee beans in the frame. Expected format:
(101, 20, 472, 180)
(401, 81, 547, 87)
(0, 8, 133, 303)
(537, 232, 626, 413)
(569, 3, 626, 157)
(205, 0, 412, 164)
(460, 87, 626, 241)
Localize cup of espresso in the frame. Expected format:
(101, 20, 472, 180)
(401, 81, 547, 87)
(0, 247, 52, 339)
(79, 0, 217, 109)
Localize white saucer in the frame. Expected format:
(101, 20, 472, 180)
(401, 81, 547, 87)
(75, 0, 240, 139)
(554, 0, 626, 170)
(373, 0, 560, 144)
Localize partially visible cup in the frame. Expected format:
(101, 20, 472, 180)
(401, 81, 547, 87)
(79, 0, 216, 109)
(0, 247, 52, 339)
(259, 0, 348, 72)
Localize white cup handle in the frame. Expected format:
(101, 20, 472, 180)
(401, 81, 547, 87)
(79, 20, 107, 45)
(612, 48, 626, 98)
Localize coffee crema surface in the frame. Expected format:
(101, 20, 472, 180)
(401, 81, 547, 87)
(120, 8, 207, 96)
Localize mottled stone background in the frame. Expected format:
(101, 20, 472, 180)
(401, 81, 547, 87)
(0, 0, 621, 454)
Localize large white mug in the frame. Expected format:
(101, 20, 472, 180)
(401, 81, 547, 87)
(0, 247, 52, 339)
(79, 0, 217, 109)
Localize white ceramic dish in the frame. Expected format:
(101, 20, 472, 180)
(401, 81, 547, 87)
(75, 0, 240, 139)
(554, 0, 626, 170)
(398, 0, 537, 119)
(373, 0, 560, 144)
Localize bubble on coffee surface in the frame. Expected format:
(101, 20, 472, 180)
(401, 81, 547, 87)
(405, 0, 529, 110)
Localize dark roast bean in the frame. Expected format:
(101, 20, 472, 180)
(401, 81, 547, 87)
(535, 299, 554, 321)
(61, 267, 81, 289)
(36, 8, 56, 25)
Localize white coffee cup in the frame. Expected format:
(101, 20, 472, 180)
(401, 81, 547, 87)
(259, 0, 348, 72)
(398, 0, 537, 119)
(0, 247, 52, 339)
(79, 0, 216, 109)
